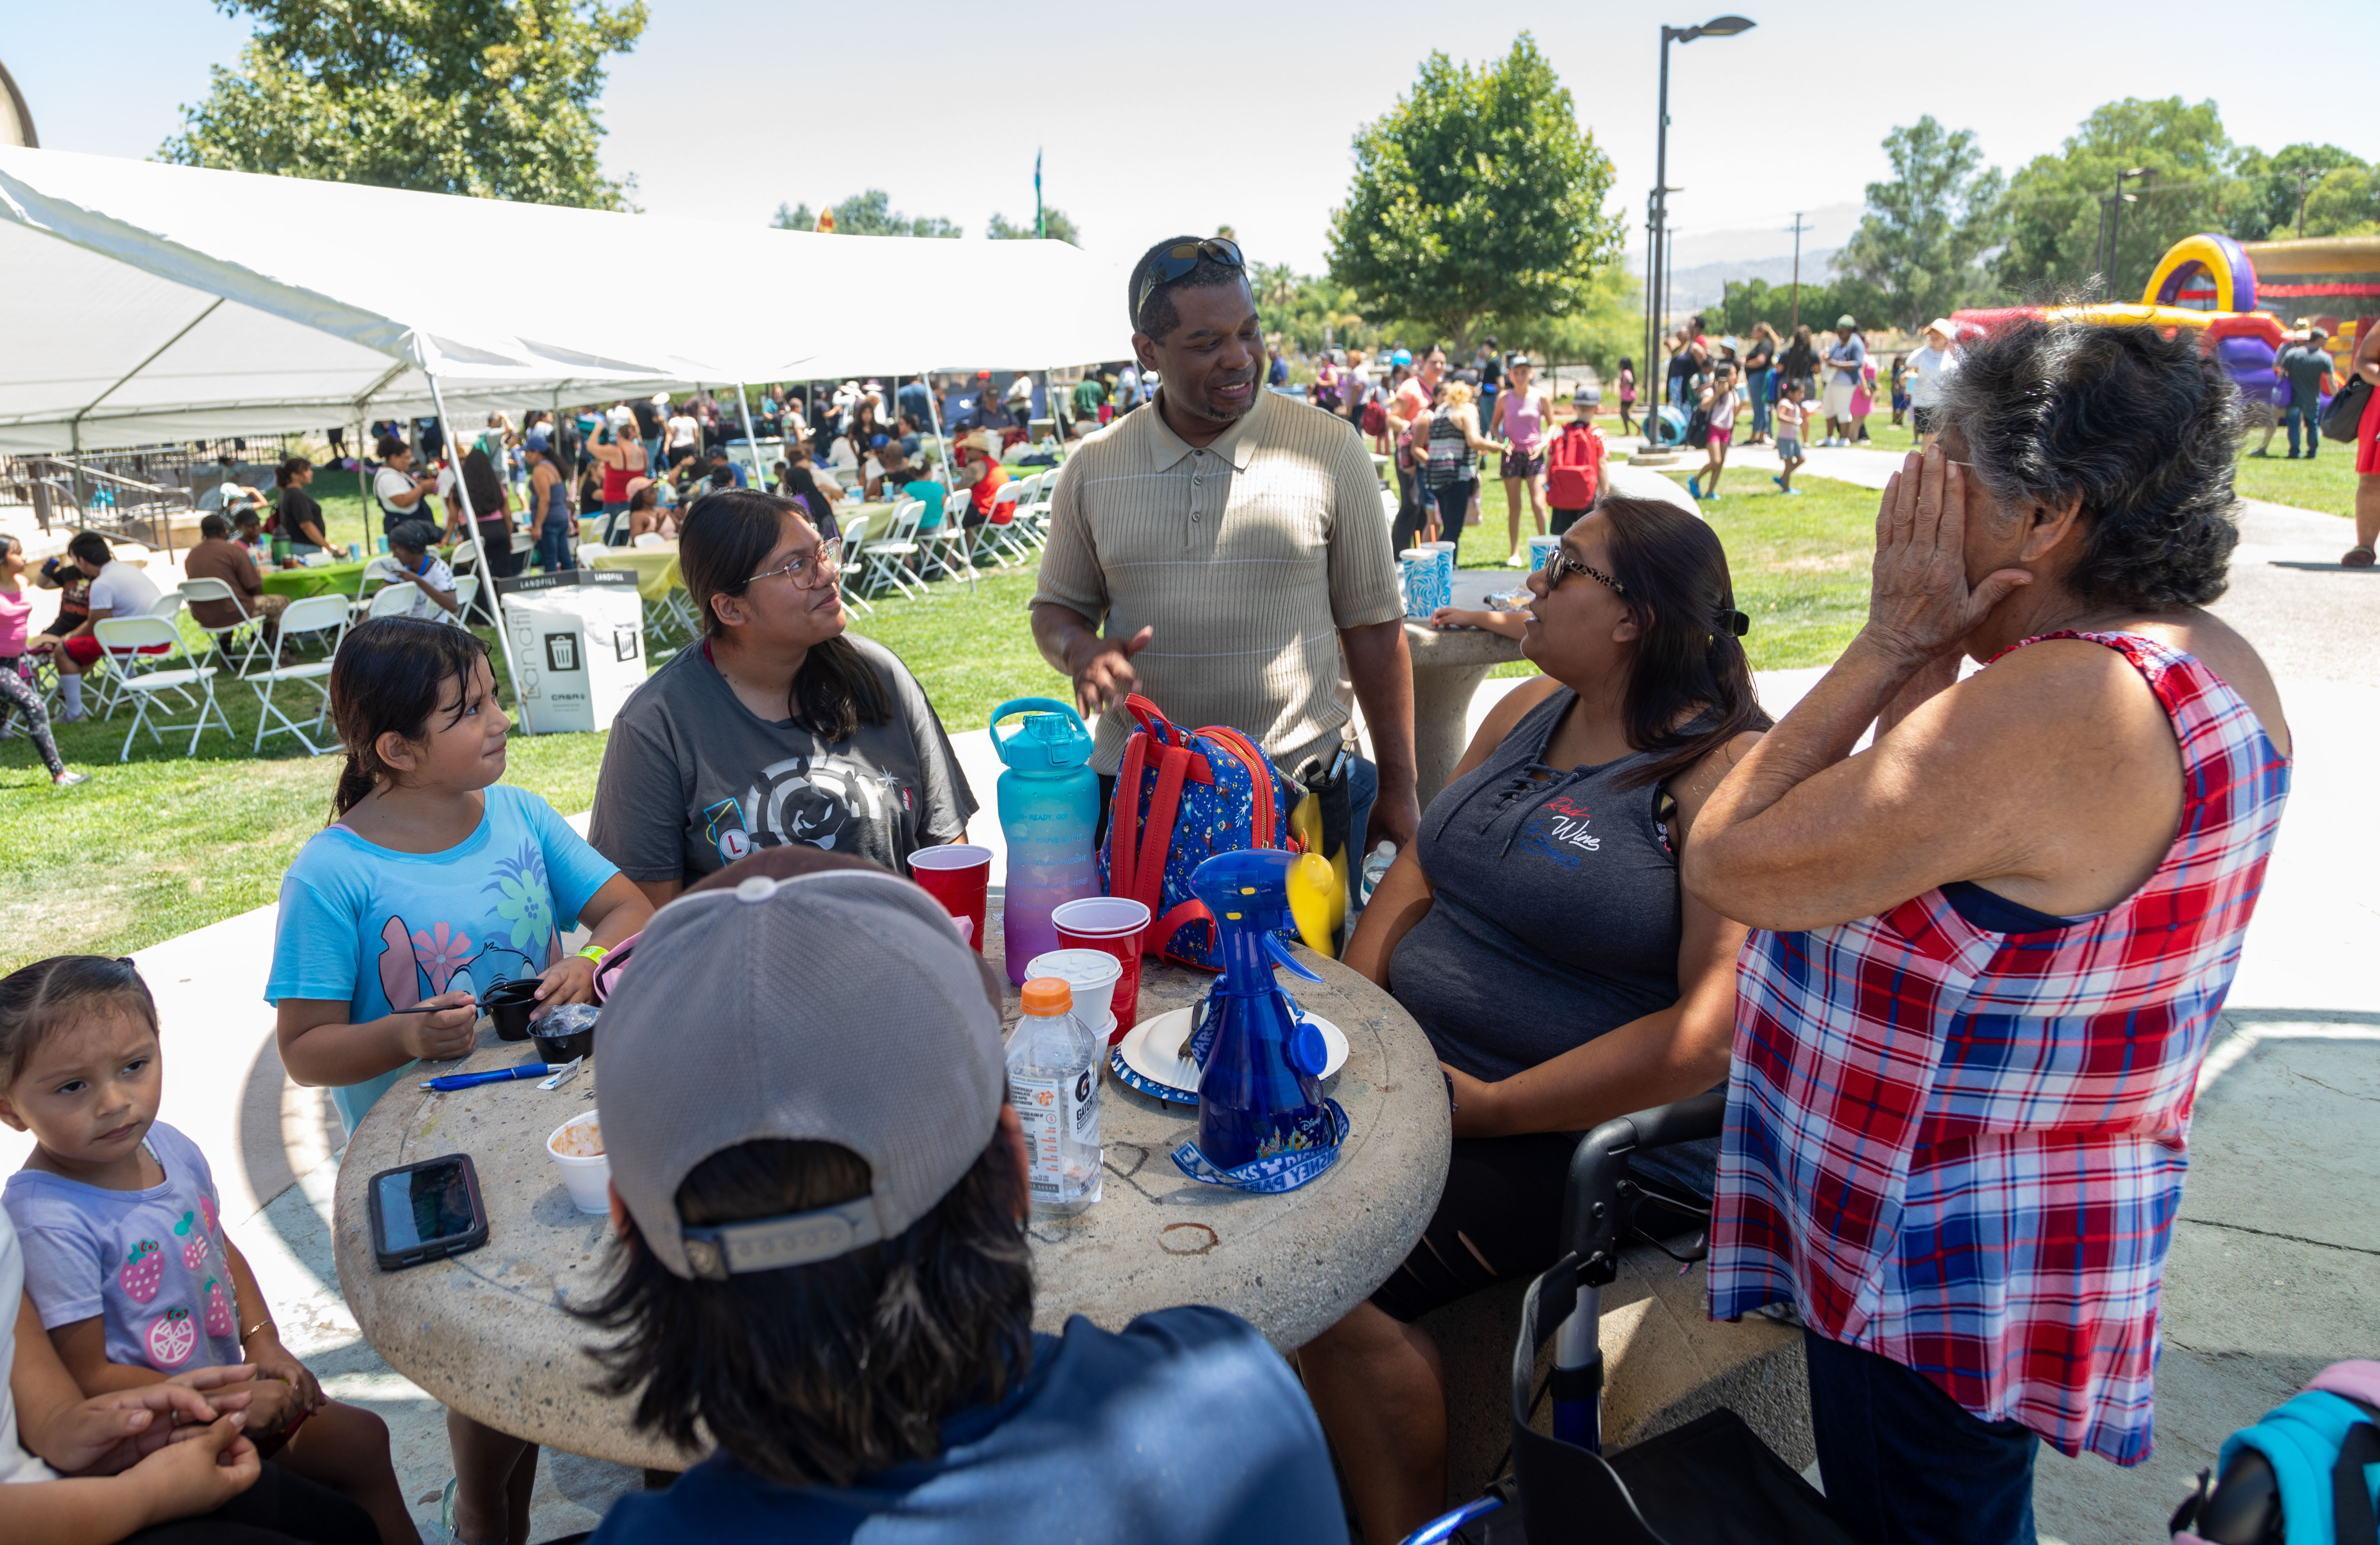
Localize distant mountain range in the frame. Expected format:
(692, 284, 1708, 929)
(1651, 248, 1844, 312)
(1617, 199, 1862, 313)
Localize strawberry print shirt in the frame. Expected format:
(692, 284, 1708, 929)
(5, 1123, 244, 1376)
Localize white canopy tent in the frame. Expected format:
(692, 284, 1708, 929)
(0, 146, 1128, 454)
(0, 145, 1128, 734)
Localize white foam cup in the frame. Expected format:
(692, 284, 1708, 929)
(547, 1113, 611, 1215)
(1023, 948, 1122, 1041)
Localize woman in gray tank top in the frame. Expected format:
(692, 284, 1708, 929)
(1302, 497, 1770, 1544)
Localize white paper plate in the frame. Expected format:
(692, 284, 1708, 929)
(1115, 1005, 1347, 1098)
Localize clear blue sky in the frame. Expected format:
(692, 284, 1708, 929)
(8, 0, 2377, 274)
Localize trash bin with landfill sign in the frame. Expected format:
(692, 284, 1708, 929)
(494, 569, 645, 734)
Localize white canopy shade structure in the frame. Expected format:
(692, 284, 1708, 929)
(0, 146, 1127, 454)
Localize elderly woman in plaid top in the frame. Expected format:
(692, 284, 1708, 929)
(1684, 319, 2292, 1545)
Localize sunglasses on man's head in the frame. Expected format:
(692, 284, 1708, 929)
(1134, 238, 1245, 327)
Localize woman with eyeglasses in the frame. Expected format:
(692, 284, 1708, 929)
(1302, 496, 1770, 1545)
(588, 490, 976, 901)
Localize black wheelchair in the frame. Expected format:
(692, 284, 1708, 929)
(1399, 1093, 1859, 1545)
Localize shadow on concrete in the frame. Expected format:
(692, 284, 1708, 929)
(235, 1028, 343, 1288)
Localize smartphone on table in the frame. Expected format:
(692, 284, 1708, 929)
(367, 1153, 490, 1270)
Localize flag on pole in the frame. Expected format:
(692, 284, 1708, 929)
(1035, 149, 1044, 239)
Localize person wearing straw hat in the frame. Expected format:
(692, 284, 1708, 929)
(572, 846, 1350, 1544)
(1909, 319, 1961, 452)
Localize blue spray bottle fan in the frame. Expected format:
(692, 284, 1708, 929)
(1178, 849, 1343, 1184)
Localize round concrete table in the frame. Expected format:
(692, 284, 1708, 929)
(1404, 571, 1532, 811)
(332, 913, 1450, 1470)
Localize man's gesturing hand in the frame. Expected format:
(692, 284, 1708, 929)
(1068, 626, 1153, 719)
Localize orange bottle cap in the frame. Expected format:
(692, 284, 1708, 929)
(1020, 977, 1073, 1016)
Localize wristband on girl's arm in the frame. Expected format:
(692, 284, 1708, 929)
(574, 943, 610, 964)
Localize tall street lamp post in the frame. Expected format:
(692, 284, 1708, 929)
(1649, 15, 1755, 424)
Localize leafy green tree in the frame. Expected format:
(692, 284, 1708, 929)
(1483, 264, 1642, 375)
(774, 189, 960, 237)
(1255, 271, 1388, 355)
(1708, 274, 1890, 340)
(987, 208, 1081, 244)
(2296, 165, 2380, 238)
(1327, 34, 1622, 350)
(2226, 143, 2369, 240)
(1994, 97, 2235, 301)
(1837, 117, 2005, 330)
(161, 0, 647, 210)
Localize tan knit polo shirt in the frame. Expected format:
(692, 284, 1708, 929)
(1033, 388, 1401, 777)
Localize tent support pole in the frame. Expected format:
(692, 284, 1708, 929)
(924, 369, 956, 490)
(425, 368, 533, 736)
(733, 383, 764, 491)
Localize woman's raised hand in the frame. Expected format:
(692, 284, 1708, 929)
(1862, 446, 2030, 666)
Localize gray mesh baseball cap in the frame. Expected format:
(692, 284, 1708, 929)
(597, 866, 1007, 1280)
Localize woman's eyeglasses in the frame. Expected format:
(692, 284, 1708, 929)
(745, 539, 842, 591)
(1545, 549, 1625, 597)
(1134, 237, 1245, 326)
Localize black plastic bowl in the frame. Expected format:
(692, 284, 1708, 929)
(483, 978, 542, 1041)
(531, 1021, 595, 1064)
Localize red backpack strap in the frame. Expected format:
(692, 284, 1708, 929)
(1200, 727, 1277, 845)
(1107, 729, 1154, 901)
(1153, 898, 1216, 961)
(1128, 744, 1195, 931)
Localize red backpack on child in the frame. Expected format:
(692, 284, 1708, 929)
(1544, 419, 1606, 509)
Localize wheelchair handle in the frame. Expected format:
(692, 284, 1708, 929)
(1559, 1091, 1727, 1288)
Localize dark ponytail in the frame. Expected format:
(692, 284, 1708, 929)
(326, 617, 491, 818)
(677, 489, 888, 743)
(1595, 496, 1772, 789)
(276, 456, 311, 488)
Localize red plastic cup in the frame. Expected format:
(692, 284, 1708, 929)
(1053, 896, 1152, 1042)
(910, 845, 993, 954)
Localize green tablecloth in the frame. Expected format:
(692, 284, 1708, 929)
(258, 560, 370, 598)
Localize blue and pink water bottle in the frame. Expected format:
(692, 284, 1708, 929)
(990, 698, 1101, 985)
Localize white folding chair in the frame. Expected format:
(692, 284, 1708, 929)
(913, 499, 979, 592)
(835, 514, 876, 615)
(364, 582, 423, 620)
(450, 573, 481, 630)
(175, 578, 269, 676)
(632, 531, 667, 549)
(861, 503, 926, 600)
(447, 540, 504, 628)
(91, 591, 193, 719)
(972, 482, 1033, 570)
(242, 594, 348, 755)
(92, 616, 232, 762)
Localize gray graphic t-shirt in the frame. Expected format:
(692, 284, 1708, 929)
(589, 634, 976, 883)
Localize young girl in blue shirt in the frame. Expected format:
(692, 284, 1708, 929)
(267, 616, 651, 1545)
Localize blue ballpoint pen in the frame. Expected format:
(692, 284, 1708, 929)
(420, 1065, 558, 1091)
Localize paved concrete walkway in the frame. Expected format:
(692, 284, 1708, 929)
(4, 478, 2366, 1541)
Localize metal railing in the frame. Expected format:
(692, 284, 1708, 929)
(8, 455, 197, 558)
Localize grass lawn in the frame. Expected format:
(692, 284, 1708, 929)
(0, 612, 604, 974)
(2, 471, 1886, 967)
(2229, 442, 2360, 519)
(1455, 457, 1881, 673)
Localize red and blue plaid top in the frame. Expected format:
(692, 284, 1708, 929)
(1709, 632, 2290, 1464)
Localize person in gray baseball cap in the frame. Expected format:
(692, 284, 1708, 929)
(573, 846, 1349, 1544)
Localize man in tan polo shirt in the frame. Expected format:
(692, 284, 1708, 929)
(1031, 234, 1419, 863)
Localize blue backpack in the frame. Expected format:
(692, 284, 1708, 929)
(1098, 694, 1289, 971)
(2172, 1363, 2380, 1545)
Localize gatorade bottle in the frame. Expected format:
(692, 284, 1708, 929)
(1006, 978, 1101, 1215)
(989, 698, 1100, 985)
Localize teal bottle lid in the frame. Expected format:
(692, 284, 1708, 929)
(990, 697, 1094, 773)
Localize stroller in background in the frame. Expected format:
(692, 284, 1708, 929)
(1400, 1093, 1858, 1545)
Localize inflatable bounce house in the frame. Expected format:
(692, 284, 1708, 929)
(1953, 233, 2380, 415)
